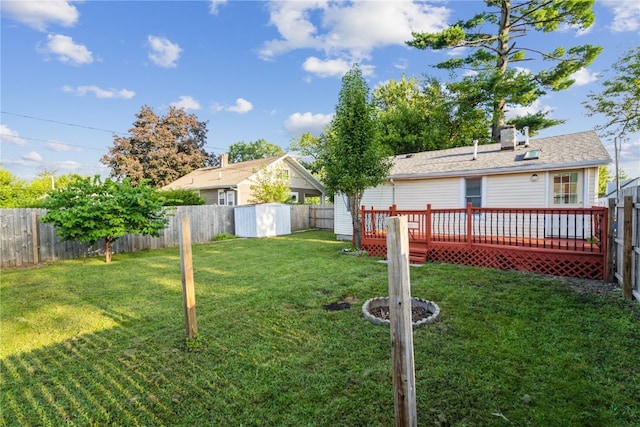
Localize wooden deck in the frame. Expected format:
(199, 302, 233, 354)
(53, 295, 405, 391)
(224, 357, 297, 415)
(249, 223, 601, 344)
(360, 204, 608, 280)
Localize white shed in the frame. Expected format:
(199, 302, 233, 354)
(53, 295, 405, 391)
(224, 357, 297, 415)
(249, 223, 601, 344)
(234, 203, 291, 238)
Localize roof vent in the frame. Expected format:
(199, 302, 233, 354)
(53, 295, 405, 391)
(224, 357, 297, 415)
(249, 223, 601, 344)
(500, 126, 517, 150)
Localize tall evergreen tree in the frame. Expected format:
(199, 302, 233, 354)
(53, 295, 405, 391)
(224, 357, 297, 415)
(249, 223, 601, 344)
(407, 0, 601, 141)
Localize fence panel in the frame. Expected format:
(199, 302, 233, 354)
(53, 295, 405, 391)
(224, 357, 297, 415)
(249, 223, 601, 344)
(1, 204, 337, 268)
(612, 187, 639, 300)
(290, 205, 310, 231)
(309, 205, 334, 231)
(1, 206, 236, 268)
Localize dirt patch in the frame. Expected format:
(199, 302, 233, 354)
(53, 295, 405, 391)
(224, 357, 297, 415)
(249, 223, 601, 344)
(368, 305, 433, 323)
(557, 277, 622, 298)
(323, 302, 351, 311)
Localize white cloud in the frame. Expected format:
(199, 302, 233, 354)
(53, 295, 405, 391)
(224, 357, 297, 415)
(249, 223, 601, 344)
(394, 58, 409, 70)
(302, 57, 351, 78)
(147, 35, 182, 68)
(504, 99, 554, 121)
(569, 67, 599, 86)
(170, 96, 201, 110)
(46, 141, 75, 152)
(302, 56, 375, 78)
(23, 151, 43, 162)
(227, 98, 253, 114)
(0, 125, 27, 146)
(603, 0, 640, 32)
(0, 0, 79, 31)
(209, 0, 228, 15)
(259, 1, 450, 68)
(38, 34, 93, 66)
(63, 85, 135, 99)
(284, 112, 333, 137)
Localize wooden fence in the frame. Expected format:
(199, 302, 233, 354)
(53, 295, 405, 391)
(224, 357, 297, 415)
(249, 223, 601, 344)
(609, 186, 639, 300)
(1, 204, 333, 268)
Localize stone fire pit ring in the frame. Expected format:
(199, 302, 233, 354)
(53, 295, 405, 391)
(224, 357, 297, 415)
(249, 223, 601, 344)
(362, 297, 440, 329)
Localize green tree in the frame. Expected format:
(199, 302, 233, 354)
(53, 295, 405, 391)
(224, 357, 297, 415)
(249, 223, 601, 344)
(41, 176, 170, 263)
(0, 168, 83, 208)
(248, 164, 291, 204)
(584, 46, 640, 140)
(0, 168, 27, 208)
(228, 139, 284, 163)
(598, 165, 628, 197)
(102, 105, 216, 187)
(287, 132, 325, 177)
(407, 0, 601, 142)
(158, 189, 205, 206)
(320, 64, 392, 248)
(373, 75, 489, 154)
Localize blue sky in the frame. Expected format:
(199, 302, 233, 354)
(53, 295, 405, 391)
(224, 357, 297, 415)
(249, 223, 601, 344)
(1, 0, 639, 181)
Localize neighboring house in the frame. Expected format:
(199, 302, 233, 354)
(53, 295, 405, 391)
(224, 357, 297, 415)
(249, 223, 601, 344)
(335, 129, 611, 240)
(163, 154, 325, 205)
(598, 177, 640, 206)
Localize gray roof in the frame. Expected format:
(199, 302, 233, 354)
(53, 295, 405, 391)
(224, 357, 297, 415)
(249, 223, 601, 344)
(162, 154, 325, 192)
(390, 130, 611, 179)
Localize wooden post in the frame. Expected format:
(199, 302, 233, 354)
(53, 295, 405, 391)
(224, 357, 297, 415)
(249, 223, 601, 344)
(31, 211, 39, 265)
(386, 216, 417, 427)
(180, 216, 198, 339)
(622, 196, 633, 299)
(466, 202, 473, 248)
(606, 198, 616, 282)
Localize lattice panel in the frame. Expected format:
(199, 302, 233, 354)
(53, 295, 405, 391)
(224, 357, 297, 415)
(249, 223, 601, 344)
(363, 243, 387, 258)
(426, 246, 604, 280)
(362, 241, 605, 279)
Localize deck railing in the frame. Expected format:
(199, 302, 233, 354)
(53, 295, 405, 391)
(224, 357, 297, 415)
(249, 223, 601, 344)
(361, 203, 607, 254)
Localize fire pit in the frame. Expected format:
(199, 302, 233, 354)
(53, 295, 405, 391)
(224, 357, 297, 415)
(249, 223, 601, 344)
(362, 297, 440, 329)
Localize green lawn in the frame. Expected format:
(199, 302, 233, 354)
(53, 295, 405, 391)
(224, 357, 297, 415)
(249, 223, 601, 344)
(1, 231, 638, 426)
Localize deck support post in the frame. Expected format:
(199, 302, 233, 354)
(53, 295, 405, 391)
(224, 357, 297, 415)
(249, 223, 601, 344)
(466, 202, 473, 248)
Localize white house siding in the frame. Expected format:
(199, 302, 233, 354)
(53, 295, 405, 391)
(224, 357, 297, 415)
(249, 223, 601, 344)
(485, 172, 546, 207)
(394, 177, 461, 209)
(334, 184, 394, 240)
(586, 167, 598, 207)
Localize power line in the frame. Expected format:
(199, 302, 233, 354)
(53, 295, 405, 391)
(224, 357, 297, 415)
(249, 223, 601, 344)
(7, 135, 107, 151)
(1, 111, 130, 136)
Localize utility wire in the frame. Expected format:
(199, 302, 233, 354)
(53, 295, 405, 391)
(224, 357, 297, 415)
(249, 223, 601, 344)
(1, 111, 130, 136)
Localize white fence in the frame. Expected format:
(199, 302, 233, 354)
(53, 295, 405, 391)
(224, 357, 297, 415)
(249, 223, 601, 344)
(1, 204, 334, 268)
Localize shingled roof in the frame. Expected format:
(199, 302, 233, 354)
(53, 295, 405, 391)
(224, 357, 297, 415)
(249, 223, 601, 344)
(390, 130, 611, 179)
(163, 155, 288, 190)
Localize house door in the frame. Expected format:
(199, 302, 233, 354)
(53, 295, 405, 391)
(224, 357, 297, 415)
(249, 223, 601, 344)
(547, 171, 584, 238)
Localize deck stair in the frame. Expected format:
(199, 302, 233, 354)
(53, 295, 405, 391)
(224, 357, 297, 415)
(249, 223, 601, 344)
(408, 244, 428, 264)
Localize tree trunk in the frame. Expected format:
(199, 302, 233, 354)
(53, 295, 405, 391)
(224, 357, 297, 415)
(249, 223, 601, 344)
(105, 238, 112, 263)
(349, 193, 363, 249)
(492, 0, 511, 143)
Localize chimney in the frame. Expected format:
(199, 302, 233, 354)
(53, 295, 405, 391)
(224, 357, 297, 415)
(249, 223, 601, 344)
(500, 125, 517, 150)
(219, 153, 228, 168)
(523, 126, 530, 147)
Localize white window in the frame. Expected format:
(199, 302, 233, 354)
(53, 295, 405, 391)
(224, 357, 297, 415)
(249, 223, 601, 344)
(218, 190, 225, 205)
(226, 191, 235, 206)
(465, 177, 482, 207)
(552, 172, 578, 205)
